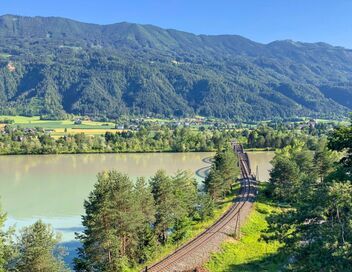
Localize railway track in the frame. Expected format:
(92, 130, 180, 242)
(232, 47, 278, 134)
(145, 143, 256, 272)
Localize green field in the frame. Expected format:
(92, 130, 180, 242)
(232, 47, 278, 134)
(0, 115, 212, 137)
(0, 115, 117, 136)
(205, 184, 285, 272)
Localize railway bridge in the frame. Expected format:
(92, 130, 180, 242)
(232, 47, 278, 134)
(145, 142, 257, 272)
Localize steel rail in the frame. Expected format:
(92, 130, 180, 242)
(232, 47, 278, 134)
(146, 144, 254, 272)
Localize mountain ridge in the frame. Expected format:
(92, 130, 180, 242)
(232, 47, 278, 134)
(1, 14, 349, 50)
(0, 14, 351, 120)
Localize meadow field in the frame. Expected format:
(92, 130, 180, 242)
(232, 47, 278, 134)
(0, 115, 118, 137)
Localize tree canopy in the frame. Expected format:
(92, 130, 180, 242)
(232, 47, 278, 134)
(265, 118, 352, 271)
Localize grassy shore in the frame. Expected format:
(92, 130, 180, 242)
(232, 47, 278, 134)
(205, 184, 285, 272)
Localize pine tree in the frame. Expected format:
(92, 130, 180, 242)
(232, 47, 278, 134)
(204, 168, 223, 200)
(171, 171, 198, 242)
(314, 140, 337, 182)
(75, 171, 150, 271)
(133, 177, 156, 263)
(75, 171, 121, 272)
(150, 170, 177, 244)
(266, 133, 352, 271)
(195, 193, 214, 221)
(268, 142, 318, 204)
(328, 115, 352, 177)
(204, 147, 239, 200)
(134, 177, 155, 227)
(172, 171, 198, 218)
(269, 156, 301, 202)
(135, 224, 157, 264)
(14, 220, 68, 272)
(171, 216, 192, 243)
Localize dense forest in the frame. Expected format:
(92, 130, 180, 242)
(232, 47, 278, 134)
(0, 15, 352, 120)
(265, 116, 352, 270)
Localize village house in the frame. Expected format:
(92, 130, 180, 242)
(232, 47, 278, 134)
(74, 118, 82, 125)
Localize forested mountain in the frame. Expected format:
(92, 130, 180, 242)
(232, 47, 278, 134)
(0, 14, 351, 120)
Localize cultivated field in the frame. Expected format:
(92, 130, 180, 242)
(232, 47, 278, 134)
(0, 115, 119, 137)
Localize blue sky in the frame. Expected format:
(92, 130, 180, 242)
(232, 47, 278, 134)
(1, 0, 352, 48)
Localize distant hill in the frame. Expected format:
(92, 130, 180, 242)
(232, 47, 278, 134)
(0, 14, 351, 120)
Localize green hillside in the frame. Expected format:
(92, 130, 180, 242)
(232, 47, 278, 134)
(0, 14, 351, 120)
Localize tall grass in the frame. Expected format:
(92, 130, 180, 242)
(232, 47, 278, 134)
(205, 184, 285, 272)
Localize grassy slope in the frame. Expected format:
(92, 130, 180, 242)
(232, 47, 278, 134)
(205, 184, 285, 272)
